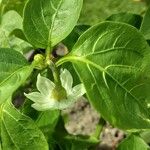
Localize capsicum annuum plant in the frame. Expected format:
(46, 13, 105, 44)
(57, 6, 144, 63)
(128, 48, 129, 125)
(0, 0, 150, 149)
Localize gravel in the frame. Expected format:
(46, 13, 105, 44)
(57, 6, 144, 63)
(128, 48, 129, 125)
(62, 98, 125, 150)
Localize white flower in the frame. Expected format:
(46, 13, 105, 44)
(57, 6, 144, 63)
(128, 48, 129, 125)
(24, 69, 86, 111)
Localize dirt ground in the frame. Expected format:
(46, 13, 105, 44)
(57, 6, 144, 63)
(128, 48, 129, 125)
(63, 98, 125, 150)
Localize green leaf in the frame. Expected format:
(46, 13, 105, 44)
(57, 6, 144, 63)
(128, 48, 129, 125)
(35, 110, 60, 148)
(56, 22, 150, 130)
(10, 29, 29, 43)
(62, 135, 100, 150)
(0, 30, 9, 47)
(59, 135, 99, 150)
(9, 35, 33, 53)
(141, 130, 150, 144)
(0, 10, 31, 52)
(0, 10, 22, 48)
(140, 7, 150, 40)
(0, 48, 33, 104)
(117, 134, 149, 150)
(1, 101, 48, 150)
(23, 0, 83, 49)
(2, 0, 27, 16)
(36, 110, 60, 134)
(0, 10, 22, 36)
(106, 12, 142, 29)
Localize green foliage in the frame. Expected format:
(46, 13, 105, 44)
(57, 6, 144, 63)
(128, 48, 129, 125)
(57, 22, 150, 131)
(36, 110, 60, 135)
(0, 0, 150, 149)
(0, 48, 33, 104)
(23, 0, 83, 49)
(0, 10, 22, 35)
(0, 0, 27, 16)
(117, 134, 149, 150)
(0, 10, 22, 47)
(141, 130, 150, 144)
(1, 101, 48, 149)
(0, 10, 32, 53)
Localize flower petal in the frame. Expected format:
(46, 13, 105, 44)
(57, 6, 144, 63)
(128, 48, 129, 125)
(31, 97, 77, 111)
(60, 69, 73, 94)
(24, 92, 49, 103)
(36, 74, 54, 96)
(72, 83, 86, 98)
(57, 97, 77, 109)
(31, 102, 54, 111)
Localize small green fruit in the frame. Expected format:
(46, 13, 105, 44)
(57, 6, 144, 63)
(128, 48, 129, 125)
(51, 85, 67, 101)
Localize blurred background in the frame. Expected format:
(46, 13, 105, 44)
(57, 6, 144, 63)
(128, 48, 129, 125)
(4, 0, 150, 25)
(79, 0, 150, 25)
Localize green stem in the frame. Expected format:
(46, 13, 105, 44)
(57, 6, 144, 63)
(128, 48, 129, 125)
(46, 46, 61, 85)
(53, 67, 60, 84)
(49, 61, 61, 85)
(45, 46, 51, 63)
(92, 117, 106, 139)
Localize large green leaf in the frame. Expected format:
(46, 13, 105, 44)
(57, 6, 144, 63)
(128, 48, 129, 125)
(9, 35, 33, 53)
(0, 10, 22, 35)
(0, 48, 33, 104)
(117, 134, 149, 150)
(23, 0, 83, 49)
(1, 101, 48, 150)
(56, 22, 150, 130)
(140, 7, 150, 40)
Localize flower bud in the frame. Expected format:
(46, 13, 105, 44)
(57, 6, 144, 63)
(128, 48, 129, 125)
(33, 54, 46, 69)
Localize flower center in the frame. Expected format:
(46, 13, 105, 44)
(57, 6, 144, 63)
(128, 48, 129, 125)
(51, 85, 67, 101)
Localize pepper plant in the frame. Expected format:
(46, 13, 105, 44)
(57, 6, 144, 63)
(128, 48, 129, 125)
(0, 0, 150, 149)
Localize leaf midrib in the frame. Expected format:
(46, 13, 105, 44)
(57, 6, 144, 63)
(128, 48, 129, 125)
(48, 0, 63, 47)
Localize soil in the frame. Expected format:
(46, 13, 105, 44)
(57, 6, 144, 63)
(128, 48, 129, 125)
(63, 98, 125, 150)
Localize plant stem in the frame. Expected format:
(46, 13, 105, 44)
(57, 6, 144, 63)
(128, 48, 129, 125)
(46, 46, 61, 85)
(45, 46, 51, 63)
(92, 117, 106, 139)
(49, 61, 61, 85)
(53, 66, 60, 84)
